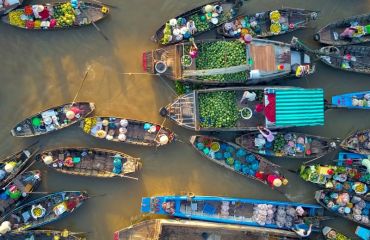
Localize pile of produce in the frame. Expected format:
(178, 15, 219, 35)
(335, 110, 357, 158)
(8, 10, 25, 27)
(272, 133, 285, 155)
(318, 191, 370, 224)
(198, 91, 239, 128)
(189, 14, 209, 32)
(195, 41, 247, 82)
(324, 229, 350, 240)
(252, 205, 305, 227)
(82, 117, 97, 133)
(53, 2, 76, 27)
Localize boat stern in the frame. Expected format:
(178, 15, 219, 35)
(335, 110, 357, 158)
(141, 197, 152, 213)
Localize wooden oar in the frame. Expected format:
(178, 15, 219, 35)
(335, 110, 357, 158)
(88, 0, 117, 8)
(79, 6, 109, 41)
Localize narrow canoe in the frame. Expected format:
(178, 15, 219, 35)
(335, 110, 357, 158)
(160, 86, 325, 131)
(341, 129, 370, 155)
(0, 0, 23, 16)
(299, 160, 368, 194)
(11, 102, 95, 137)
(314, 13, 370, 45)
(141, 195, 324, 231)
(37, 147, 141, 179)
(322, 226, 351, 240)
(217, 8, 318, 38)
(114, 219, 300, 240)
(315, 190, 370, 227)
(143, 38, 315, 85)
(80, 116, 175, 147)
(2, 2, 109, 30)
(319, 46, 370, 75)
(235, 131, 339, 159)
(190, 135, 288, 191)
(152, 1, 238, 46)
(0, 145, 38, 188)
(0, 229, 84, 240)
(356, 226, 370, 240)
(330, 91, 370, 110)
(1, 191, 88, 231)
(0, 170, 41, 218)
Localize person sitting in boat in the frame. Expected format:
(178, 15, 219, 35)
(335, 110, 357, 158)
(162, 201, 175, 215)
(340, 27, 358, 40)
(186, 20, 197, 35)
(189, 39, 198, 59)
(257, 126, 275, 142)
(292, 224, 313, 237)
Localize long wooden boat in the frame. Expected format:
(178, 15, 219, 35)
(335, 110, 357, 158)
(11, 102, 95, 137)
(143, 38, 315, 85)
(80, 116, 175, 147)
(329, 91, 369, 110)
(322, 226, 351, 240)
(2, 2, 109, 30)
(190, 135, 289, 191)
(159, 87, 325, 131)
(37, 147, 141, 179)
(235, 131, 339, 159)
(315, 190, 369, 227)
(0, 229, 84, 240)
(141, 195, 324, 231)
(152, 1, 238, 46)
(314, 13, 370, 45)
(356, 226, 370, 240)
(341, 129, 370, 155)
(0, 170, 41, 219)
(0, 0, 23, 16)
(217, 8, 318, 38)
(0, 144, 38, 188)
(1, 191, 88, 231)
(319, 45, 370, 74)
(114, 219, 300, 240)
(299, 162, 369, 195)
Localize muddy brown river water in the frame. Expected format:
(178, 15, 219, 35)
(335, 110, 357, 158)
(0, 0, 370, 239)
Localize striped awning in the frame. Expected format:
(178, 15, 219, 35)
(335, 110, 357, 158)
(274, 88, 324, 127)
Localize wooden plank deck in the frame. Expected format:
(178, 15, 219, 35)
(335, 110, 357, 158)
(249, 44, 276, 72)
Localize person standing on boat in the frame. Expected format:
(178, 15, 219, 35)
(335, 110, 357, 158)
(292, 224, 313, 237)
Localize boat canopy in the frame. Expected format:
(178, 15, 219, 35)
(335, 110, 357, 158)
(265, 88, 324, 128)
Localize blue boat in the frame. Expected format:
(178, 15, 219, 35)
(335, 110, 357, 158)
(331, 91, 369, 110)
(356, 226, 370, 240)
(141, 195, 325, 231)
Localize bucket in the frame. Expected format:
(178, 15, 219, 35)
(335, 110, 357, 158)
(155, 61, 167, 74)
(210, 142, 220, 152)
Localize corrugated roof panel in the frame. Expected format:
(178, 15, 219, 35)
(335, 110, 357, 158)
(275, 88, 324, 127)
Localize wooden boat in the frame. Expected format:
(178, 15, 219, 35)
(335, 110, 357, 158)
(80, 116, 175, 147)
(217, 8, 318, 38)
(11, 102, 95, 137)
(141, 195, 324, 231)
(190, 135, 289, 190)
(319, 45, 370, 75)
(152, 1, 239, 46)
(322, 226, 351, 240)
(143, 38, 315, 85)
(1, 229, 84, 240)
(0, 144, 38, 188)
(314, 13, 370, 45)
(2, 1, 109, 30)
(0, 0, 23, 16)
(114, 219, 300, 240)
(159, 86, 325, 131)
(299, 162, 368, 194)
(356, 226, 370, 240)
(328, 91, 369, 110)
(0, 170, 41, 218)
(341, 129, 370, 155)
(37, 147, 141, 179)
(235, 131, 339, 159)
(1, 191, 88, 231)
(315, 190, 369, 227)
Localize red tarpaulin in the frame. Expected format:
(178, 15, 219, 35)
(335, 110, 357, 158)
(264, 94, 276, 122)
